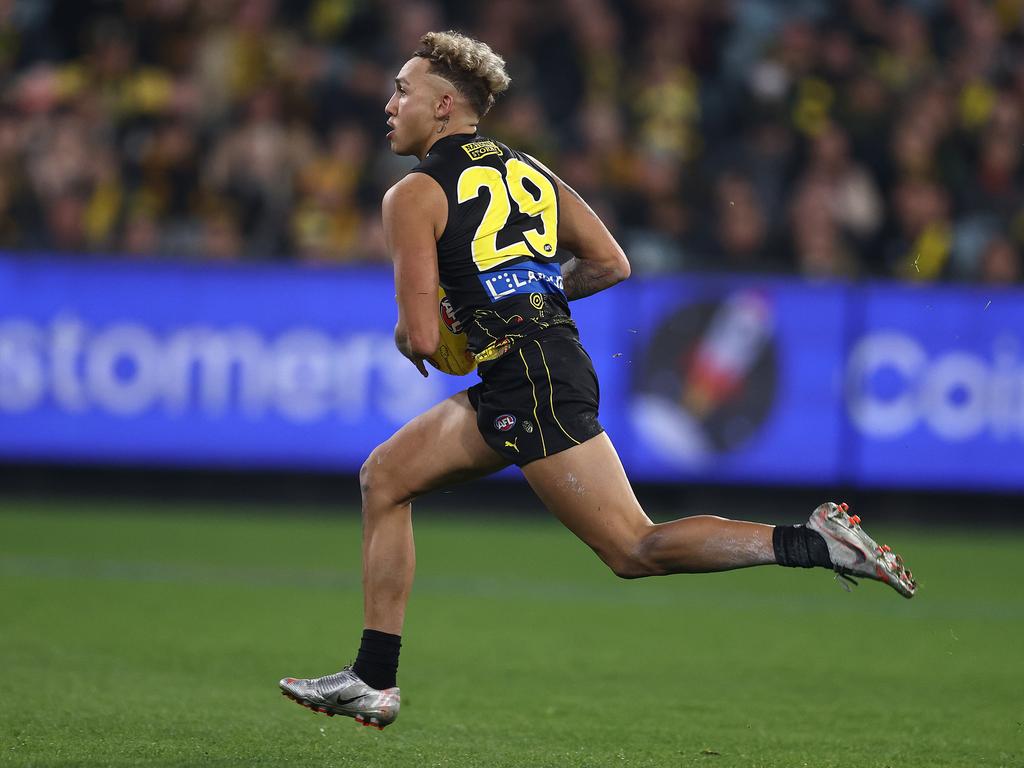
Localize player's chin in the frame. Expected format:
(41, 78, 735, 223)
(388, 135, 419, 157)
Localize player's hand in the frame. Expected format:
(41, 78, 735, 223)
(409, 354, 429, 378)
(395, 322, 430, 377)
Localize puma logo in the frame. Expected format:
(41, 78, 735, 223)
(504, 438, 519, 453)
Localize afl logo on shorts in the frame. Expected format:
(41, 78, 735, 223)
(494, 414, 516, 432)
(439, 296, 463, 334)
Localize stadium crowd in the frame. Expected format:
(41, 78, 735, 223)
(0, 0, 1021, 283)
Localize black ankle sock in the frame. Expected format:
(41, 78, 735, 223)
(772, 525, 833, 569)
(353, 629, 401, 690)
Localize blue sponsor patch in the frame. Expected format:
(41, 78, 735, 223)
(479, 262, 565, 302)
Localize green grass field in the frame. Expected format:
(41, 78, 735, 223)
(1, 498, 1022, 768)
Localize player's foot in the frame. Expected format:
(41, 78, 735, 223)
(279, 666, 400, 729)
(807, 501, 917, 599)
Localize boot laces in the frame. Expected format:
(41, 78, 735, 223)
(314, 669, 354, 697)
(834, 571, 859, 592)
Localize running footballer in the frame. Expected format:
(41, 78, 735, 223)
(279, 31, 917, 730)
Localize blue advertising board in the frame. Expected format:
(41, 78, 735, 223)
(843, 284, 1024, 490)
(1, 255, 1021, 490)
(0, 257, 466, 468)
(603, 278, 848, 485)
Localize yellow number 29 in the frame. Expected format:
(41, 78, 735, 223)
(457, 158, 558, 272)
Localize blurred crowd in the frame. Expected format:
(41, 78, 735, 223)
(0, 0, 1022, 283)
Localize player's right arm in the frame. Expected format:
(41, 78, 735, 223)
(382, 173, 448, 376)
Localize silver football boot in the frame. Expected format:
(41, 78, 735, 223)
(807, 501, 917, 599)
(279, 667, 400, 730)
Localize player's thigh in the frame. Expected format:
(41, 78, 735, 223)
(519, 432, 653, 558)
(362, 389, 508, 504)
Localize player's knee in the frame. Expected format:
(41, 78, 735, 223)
(600, 532, 664, 579)
(615, 559, 666, 579)
(629, 527, 676, 577)
(360, 448, 397, 504)
(605, 554, 658, 579)
(360, 445, 415, 509)
(606, 556, 647, 579)
(358, 451, 377, 497)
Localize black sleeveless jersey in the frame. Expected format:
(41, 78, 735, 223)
(411, 133, 575, 362)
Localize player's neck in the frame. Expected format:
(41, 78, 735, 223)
(419, 123, 479, 159)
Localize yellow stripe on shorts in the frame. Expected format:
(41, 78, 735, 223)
(534, 340, 580, 446)
(519, 347, 547, 457)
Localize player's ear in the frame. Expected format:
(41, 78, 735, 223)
(435, 92, 454, 119)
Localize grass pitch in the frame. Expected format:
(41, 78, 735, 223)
(1, 498, 1022, 768)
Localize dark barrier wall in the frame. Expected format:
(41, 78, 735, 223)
(1, 256, 1021, 491)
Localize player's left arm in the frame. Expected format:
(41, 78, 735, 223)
(555, 177, 631, 300)
(382, 173, 448, 376)
(526, 154, 630, 300)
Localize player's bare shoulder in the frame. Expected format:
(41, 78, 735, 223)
(382, 173, 446, 218)
(382, 172, 448, 240)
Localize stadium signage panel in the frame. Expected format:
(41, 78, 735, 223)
(0, 315, 400, 420)
(0, 257, 465, 467)
(0, 256, 1021, 490)
(598, 279, 846, 485)
(847, 330, 1022, 442)
(842, 284, 1024, 490)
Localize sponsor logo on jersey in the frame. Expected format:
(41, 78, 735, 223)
(494, 414, 516, 431)
(462, 140, 502, 160)
(439, 296, 463, 334)
(480, 262, 565, 302)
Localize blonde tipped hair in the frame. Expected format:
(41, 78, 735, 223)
(414, 31, 511, 117)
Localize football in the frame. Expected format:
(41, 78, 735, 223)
(427, 286, 477, 376)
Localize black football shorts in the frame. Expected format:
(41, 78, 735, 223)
(467, 329, 604, 467)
